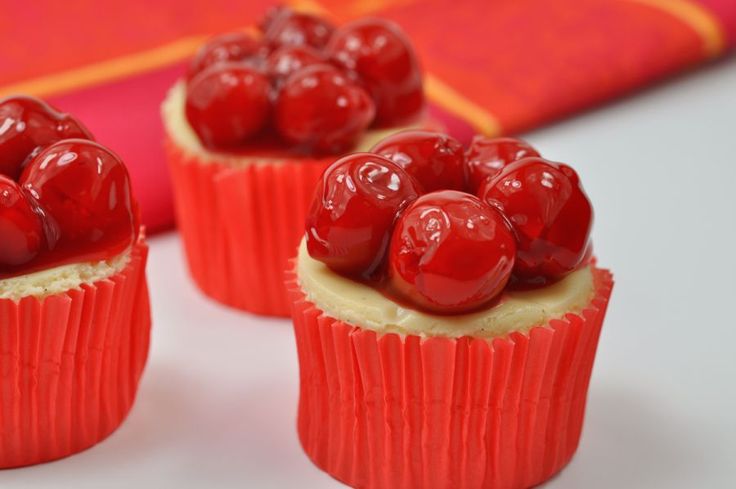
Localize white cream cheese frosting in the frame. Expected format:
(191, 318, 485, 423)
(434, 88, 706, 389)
(296, 239, 596, 339)
(0, 251, 130, 301)
(161, 80, 429, 165)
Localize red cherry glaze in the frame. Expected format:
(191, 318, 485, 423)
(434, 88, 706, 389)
(18, 139, 138, 275)
(275, 65, 375, 153)
(479, 157, 593, 286)
(0, 176, 44, 269)
(186, 64, 271, 149)
(306, 153, 420, 277)
(187, 32, 264, 80)
(388, 191, 516, 314)
(0, 96, 93, 180)
(327, 18, 424, 126)
(371, 130, 465, 193)
(465, 136, 540, 194)
(266, 45, 325, 84)
(264, 9, 335, 49)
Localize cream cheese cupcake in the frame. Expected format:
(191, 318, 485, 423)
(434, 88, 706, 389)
(0, 95, 150, 468)
(288, 131, 613, 489)
(162, 6, 437, 317)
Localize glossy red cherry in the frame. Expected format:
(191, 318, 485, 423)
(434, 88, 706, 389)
(187, 32, 264, 80)
(0, 176, 44, 268)
(388, 191, 516, 314)
(327, 18, 424, 126)
(479, 157, 593, 285)
(21, 139, 138, 261)
(0, 96, 93, 180)
(465, 136, 540, 193)
(186, 64, 271, 149)
(371, 130, 465, 193)
(306, 153, 420, 277)
(264, 9, 335, 49)
(275, 65, 375, 153)
(266, 45, 325, 84)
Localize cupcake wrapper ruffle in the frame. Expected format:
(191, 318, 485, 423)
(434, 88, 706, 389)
(287, 268, 613, 489)
(0, 238, 151, 468)
(166, 137, 331, 317)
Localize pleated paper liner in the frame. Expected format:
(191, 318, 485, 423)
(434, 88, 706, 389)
(0, 237, 151, 469)
(287, 267, 613, 489)
(166, 137, 332, 317)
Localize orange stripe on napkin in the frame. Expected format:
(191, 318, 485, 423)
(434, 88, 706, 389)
(0, 37, 206, 99)
(625, 0, 726, 56)
(425, 75, 503, 136)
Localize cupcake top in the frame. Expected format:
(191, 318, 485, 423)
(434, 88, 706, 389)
(298, 131, 597, 337)
(0, 95, 139, 291)
(175, 5, 426, 156)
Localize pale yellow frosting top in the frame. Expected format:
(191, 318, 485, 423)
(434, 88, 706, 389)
(0, 251, 130, 301)
(161, 80, 427, 165)
(296, 240, 595, 339)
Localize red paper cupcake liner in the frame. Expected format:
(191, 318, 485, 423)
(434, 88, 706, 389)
(0, 239, 151, 469)
(287, 267, 613, 489)
(166, 137, 332, 317)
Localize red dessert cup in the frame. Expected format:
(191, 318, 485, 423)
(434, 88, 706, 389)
(165, 136, 333, 316)
(287, 266, 613, 489)
(0, 237, 151, 468)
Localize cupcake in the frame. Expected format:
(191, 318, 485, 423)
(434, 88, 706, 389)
(0, 96, 150, 468)
(288, 131, 613, 488)
(162, 5, 438, 317)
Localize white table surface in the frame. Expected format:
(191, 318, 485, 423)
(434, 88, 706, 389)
(2, 58, 735, 488)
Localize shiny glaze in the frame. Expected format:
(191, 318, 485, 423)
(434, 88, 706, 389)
(0, 96, 93, 180)
(465, 136, 540, 193)
(275, 65, 375, 153)
(306, 153, 420, 277)
(185, 63, 272, 149)
(266, 45, 326, 85)
(1, 137, 138, 279)
(372, 130, 465, 192)
(0, 176, 44, 268)
(327, 18, 424, 126)
(479, 157, 593, 286)
(388, 191, 516, 314)
(183, 10, 425, 153)
(263, 8, 335, 49)
(187, 32, 265, 80)
(306, 134, 595, 314)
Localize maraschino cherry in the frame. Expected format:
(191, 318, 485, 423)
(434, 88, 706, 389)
(0, 96, 93, 180)
(327, 18, 424, 126)
(465, 136, 540, 193)
(479, 157, 593, 285)
(266, 45, 326, 84)
(372, 130, 465, 192)
(186, 63, 271, 148)
(0, 176, 44, 267)
(184, 8, 426, 153)
(275, 65, 375, 153)
(306, 153, 420, 277)
(0, 96, 139, 279)
(22, 139, 139, 261)
(187, 32, 264, 80)
(388, 191, 516, 313)
(305, 131, 595, 314)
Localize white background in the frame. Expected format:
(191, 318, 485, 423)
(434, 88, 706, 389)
(1, 58, 735, 488)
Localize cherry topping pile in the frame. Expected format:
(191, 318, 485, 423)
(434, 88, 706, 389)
(0, 96, 138, 279)
(185, 6, 425, 154)
(306, 131, 594, 314)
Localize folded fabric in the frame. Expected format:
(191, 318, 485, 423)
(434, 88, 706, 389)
(1, 0, 733, 232)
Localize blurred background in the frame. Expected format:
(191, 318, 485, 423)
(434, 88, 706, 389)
(1, 0, 735, 487)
